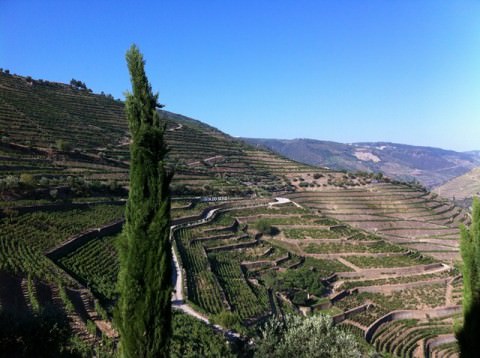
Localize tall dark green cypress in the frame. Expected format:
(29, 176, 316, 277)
(457, 197, 480, 357)
(115, 44, 172, 358)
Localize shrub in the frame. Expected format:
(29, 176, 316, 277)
(255, 314, 362, 358)
(70, 78, 88, 90)
(292, 290, 309, 306)
(4, 175, 19, 189)
(49, 189, 58, 200)
(86, 319, 97, 336)
(20, 173, 35, 187)
(171, 312, 235, 357)
(55, 139, 72, 151)
(255, 219, 274, 235)
(211, 311, 241, 329)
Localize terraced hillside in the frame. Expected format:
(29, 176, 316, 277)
(0, 171, 464, 355)
(286, 173, 469, 263)
(43, 195, 462, 356)
(172, 197, 464, 356)
(0, 71, 467, 356)
(433, 166, 480, 206)
(245, 137, 480, 189)
(0, 72, 315, 197)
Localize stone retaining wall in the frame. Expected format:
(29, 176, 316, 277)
(172, 205, 225, 226)
(337, 263, 445, 279)
(46, 220, 124, 260)
(206, 240, 258, 253)
(287, 257, 304, 269)
(332, 303, 370, 324)
(365, 306, 461, 342)
(241, 260, 274, 269)
(1, 200, 125, 217)
(274, 253, 291, 266)
(190, 233, 237, 244)
(330, 289, 349, 303)
(356, 277, 450, 294)
(203, 219, 239, 233)
(424, 334, 456, 358)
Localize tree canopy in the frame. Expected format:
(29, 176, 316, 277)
(115, 44, 173, 358)
(457, 197, 480, 357)
(255, 314, 362, 358)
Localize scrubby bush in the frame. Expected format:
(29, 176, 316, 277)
(49, 189, 58, 200)
(56, 139, 72, 152)
(255, 219, 279, 236)
(70, 78, 88, 90)
(4, 175, 19, 189)
(255, 314, 362, 358)
(291, 290, 309, 306)
(171, 312, 235, 357)
(211, 311, 241, 330)
(262, 268, 326, 300)
(19, 173, 35, 187)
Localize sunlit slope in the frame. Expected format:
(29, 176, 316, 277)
(0, 72, 312, 195)
(0, 71, 468, 356)
(433, 166, 480, 201)
(245, 138, 479, 189)
(285, 173, 469, 262)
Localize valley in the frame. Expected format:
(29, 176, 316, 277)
(0, 72, 468, 357)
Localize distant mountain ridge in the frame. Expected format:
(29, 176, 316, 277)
(243, 137, 480, 188)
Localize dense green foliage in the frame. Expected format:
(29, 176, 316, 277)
(255, 314, 362, 358)
(255, 218, 274, 235)
(59, 234, 119, 301)
(209, 252, 270, 319)
(457, 197, 480, 357)
(0, 204, 123, 282)
(261, 268, 326, 305)
(175, 228, 226, 314)
(115, 45, 173, 358)
(171, 312, 235, 358)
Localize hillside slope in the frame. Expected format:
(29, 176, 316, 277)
(244, 137, 479, 188)
(0, 71, 467, 356)
(0, 72, 312, 197)
(434, 166, 480, 202)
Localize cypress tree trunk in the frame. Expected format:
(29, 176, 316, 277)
(115, 44, 172, 358)
(457, 197, 480, 357)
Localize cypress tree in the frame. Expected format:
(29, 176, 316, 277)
(457, 197, 480, 357)
(115, 44, 172, 358)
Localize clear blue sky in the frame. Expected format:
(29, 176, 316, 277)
(1, 1, 479, 151)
